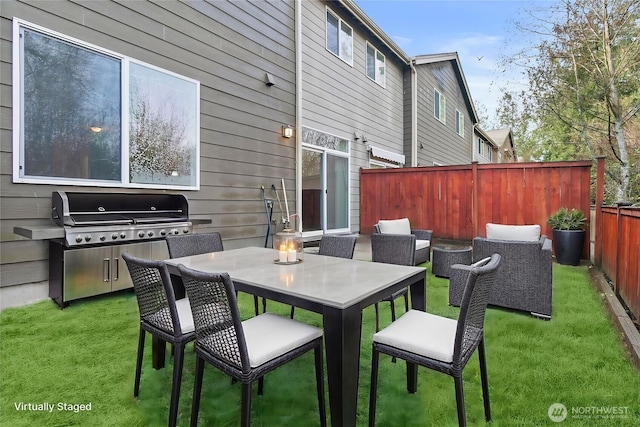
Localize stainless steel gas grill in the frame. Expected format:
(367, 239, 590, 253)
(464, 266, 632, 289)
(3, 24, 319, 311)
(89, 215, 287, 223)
(47, 191, 193, 307)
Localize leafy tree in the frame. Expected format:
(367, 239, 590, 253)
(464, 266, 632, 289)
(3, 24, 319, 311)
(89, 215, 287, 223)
(498, 0, 640, 203)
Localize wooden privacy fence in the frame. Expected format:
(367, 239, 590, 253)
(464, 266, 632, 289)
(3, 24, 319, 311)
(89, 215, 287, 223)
(360, 160, 592, 260)
(596, 206, 640, 321)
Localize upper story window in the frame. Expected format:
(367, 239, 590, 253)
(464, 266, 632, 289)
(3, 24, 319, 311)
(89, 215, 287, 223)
(13, 20, 200, 190)
(326, 8, 353, 66)
(366, 42, 386, 87)
(434, 89, 446, 123)
(455, 110, 464, 137)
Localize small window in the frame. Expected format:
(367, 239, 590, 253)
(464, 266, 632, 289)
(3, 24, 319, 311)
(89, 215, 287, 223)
(455, 110, 464, 137)
(434, 89, 446, 123)
(366, 42, 386, 87)
(478, 138, 483, 154)
(326, 8, 353, 66)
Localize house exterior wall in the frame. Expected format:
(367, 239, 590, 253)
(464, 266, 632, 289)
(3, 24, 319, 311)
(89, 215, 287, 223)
(0, 0, 297, 307)
(300, 1, 407, 233)
(414, 60, 473, 166)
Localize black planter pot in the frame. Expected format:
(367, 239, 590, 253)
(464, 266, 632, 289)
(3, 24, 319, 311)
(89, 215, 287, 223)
(552, 229, 585, 266)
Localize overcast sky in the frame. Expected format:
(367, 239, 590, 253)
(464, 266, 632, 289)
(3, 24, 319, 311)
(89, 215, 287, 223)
(354, 0, 552, 127)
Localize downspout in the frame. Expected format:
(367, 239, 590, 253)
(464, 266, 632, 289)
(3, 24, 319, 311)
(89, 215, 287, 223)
(295, 0, 303, 233)
(410, 59, 418, 167)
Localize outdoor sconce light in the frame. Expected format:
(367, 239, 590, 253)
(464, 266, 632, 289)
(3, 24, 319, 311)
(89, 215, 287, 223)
(362, 135, 368, 143)
(282, 125, 294, 138)
(354, 132, 362, 141)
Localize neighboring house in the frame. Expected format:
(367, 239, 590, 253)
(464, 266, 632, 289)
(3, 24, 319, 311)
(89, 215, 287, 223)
(474, 126, 499, 163)
(486, 127, 517, 163)
(409, 52, 478, 167)
(0, 0, 482, 308)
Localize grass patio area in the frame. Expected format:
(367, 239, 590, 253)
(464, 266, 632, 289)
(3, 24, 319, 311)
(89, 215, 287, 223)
(1, 263, 639, 426)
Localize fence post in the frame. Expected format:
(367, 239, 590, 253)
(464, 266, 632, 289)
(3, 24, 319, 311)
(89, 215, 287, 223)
(472, 161, 479, 237)
(595, 156, 605, 268)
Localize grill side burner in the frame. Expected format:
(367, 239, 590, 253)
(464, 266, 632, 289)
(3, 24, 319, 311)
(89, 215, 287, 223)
(48, 191, 193, 307)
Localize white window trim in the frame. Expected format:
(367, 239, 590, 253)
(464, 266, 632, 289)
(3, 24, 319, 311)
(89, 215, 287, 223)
(434, 89, 446, 124)
(325, 7, 353, 67)
(12, 18, 200, 190)
(369, 159, 399, 168)
(365, 42, 386, 88)
(455, 109, 464, 137)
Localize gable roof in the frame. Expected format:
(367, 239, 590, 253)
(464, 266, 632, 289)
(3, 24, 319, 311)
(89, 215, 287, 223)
(412, 52, 479, 124)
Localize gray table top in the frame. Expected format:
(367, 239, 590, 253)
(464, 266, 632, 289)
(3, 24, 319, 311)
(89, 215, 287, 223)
(165, 246, 425, 310)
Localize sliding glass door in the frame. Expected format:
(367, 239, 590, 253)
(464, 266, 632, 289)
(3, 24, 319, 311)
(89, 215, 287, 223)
(301, 127, 350, 236)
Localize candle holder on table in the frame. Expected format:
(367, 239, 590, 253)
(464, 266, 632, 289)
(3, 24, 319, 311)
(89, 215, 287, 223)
(273, 228, 303, 264)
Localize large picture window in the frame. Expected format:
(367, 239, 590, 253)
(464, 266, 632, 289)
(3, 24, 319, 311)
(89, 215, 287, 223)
(13, 20, 200, 189)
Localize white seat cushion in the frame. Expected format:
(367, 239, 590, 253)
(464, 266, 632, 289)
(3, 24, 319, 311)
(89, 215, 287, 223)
(486, 223, 540, 241)
(415, 239, 430, 250)
(377, 218, 411, 235)
(242, 313, 323, 368)
(175, 298, 195, 333)
(373, 309, 457, 363)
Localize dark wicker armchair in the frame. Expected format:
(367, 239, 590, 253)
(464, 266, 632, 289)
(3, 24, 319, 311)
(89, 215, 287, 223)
(449, 233, 553, 319)
(374, 218, 432, 264)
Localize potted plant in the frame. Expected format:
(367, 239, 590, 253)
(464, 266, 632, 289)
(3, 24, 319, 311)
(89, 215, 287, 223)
(547, 207, 587, 266)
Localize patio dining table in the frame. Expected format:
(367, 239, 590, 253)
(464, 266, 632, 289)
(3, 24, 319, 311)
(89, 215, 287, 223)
(162, 246, 426, 427)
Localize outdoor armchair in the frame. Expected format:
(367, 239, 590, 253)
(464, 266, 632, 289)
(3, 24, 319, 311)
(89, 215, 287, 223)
(448, 224, 553, 319)
(374, 218, 432, 264)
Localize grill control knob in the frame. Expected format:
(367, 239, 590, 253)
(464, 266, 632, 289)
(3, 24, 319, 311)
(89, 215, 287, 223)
(160, 229, 166, 236)
(75, 236, 83, 243)
(147, 231, 154, 237)
(171, 229, 179, 235)
(84, 236, 92, 242)
(112, 233, 118, 240)
(99, 235, 106, 242)
(120, 232, 126, 239)
(138, 231, 145, 238)
(182, 228, 189, 234)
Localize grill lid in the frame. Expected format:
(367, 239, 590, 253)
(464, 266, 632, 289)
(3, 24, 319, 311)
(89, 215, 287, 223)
(52, 191, 189, 227)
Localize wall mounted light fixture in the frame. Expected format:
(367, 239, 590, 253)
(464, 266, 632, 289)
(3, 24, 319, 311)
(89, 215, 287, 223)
(282, 125, 294, 138)
(354, 132, 361, 141)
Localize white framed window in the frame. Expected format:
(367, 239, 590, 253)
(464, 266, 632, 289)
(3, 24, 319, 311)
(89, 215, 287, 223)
(455, 110, 464, 137)
(366, 42, 386, 87)
(326, 7, 353, 66)
(434, 89, 446, 123)
(369, 159, 399, 169)
(12, 19, 200, 190)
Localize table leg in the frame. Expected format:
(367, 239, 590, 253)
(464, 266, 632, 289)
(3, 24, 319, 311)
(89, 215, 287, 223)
(152, 335, 166, 370)
(407, 274, 427, 393)
(323, 306, 362, 427)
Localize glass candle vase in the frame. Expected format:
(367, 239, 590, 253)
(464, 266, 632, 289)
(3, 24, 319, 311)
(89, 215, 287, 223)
(273, 228, 303, 264)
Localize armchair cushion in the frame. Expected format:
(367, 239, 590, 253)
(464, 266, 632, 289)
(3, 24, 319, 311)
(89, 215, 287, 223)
(377, 218, 411, 235)
(486, 223, 540, 241)
(415, 240, 431, 251)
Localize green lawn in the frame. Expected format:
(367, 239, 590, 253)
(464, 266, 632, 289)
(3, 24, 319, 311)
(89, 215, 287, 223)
(1, 263, 638, 426)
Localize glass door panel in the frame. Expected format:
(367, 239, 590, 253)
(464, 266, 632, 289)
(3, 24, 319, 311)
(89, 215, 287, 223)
(326, 154, 348, 230)
(302, 149, 322, 233)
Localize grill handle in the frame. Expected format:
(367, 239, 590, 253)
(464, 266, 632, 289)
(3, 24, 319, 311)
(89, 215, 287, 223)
(113, 257, 120, 281)
(103, 258, 110, 282)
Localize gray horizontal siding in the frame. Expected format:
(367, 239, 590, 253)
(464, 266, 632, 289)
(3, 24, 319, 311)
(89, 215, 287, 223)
(415, 60, 473, 167)
(0, 0, 297, 302)
(301, 0, 407, 232)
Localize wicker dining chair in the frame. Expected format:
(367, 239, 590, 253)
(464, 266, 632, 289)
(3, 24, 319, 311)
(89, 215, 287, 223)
(177, 264, 326, 427)
(370, 233, 417, 332)
(290, 234, 358, 318)
(166, 232, 265, 316)
(368, 254, 502, 427)
(122, 252, 196, 427)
